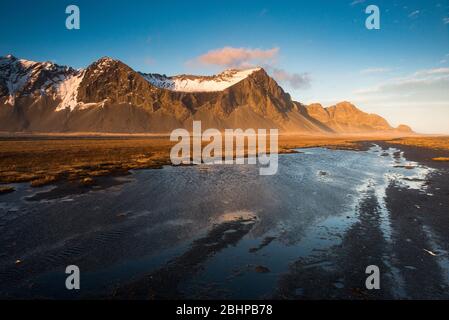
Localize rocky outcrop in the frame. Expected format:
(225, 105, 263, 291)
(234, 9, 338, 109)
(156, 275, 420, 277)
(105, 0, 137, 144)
(396, 124, 413, 133)
(305, 101, 412, 133)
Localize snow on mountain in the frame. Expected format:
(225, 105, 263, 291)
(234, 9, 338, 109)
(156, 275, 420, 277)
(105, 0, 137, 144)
(0, 55, 35, 102)
(0, 54, 89, 111)
(0, 55, 413, 134)
(1, 55, 262, 111)
(55, 70, 86, 111)
(141, 68, 261, 92)
(0, 54, 80, 107)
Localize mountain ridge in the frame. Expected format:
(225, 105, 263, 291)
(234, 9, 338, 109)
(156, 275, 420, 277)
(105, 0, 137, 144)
(0, 55, 413, 134)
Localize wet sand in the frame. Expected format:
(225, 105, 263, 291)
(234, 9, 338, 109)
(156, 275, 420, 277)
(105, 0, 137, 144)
(276, 142, 449, 299)
(114, 214, 258, 299)
(0, 138, 448, 300)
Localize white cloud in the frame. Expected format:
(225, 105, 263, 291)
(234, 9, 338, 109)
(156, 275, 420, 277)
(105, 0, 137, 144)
(439, 54, 449, 64)
(355, 70, 449, 98)
(443, 17, 449, 24)
(413, 67, 449, 76)
(360, 67, 391, 75)
(350, 0, 365, 6)
(408, 10, 420, 18)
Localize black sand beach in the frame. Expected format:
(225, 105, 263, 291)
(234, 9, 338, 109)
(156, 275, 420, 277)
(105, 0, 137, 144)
(1, 141, 448, 299)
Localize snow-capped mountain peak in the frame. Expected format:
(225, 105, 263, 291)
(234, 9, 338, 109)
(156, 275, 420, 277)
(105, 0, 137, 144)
(0, 54, 86, 110)
(141, 67, 261, 92)
(0, 55, 410, 134)
(1, 56, 263, 110)
(1, 55, 77, 97)
(91, 57, 116, 69)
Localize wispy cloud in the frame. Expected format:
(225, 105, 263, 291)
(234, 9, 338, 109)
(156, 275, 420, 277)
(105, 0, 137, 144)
(360, 67, 391, 75)
(190, 46, 279, 69)
(443, 17, 449, 24)
(353, 67, 449, 133)
(408, 10, 420, 18)
(354, 67, 449, 101)
(413, 67, 449, 76)
(350, 0, 365, 6)
(188, 46, 311, 89)
(268, 67, 311, 89)
(440, 53, 449, 64)
(144, 57, 156, 66)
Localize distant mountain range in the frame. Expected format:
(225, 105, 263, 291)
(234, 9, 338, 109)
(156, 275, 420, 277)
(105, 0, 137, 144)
(0, 54, 412, 134)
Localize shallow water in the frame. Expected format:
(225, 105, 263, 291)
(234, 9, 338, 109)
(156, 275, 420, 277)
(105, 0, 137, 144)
(0, 145, 439, 299)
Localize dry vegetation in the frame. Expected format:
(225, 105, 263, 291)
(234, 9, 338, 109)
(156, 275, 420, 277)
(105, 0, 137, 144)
(278, 135, 364, 151)
(0, 185, 15, 194)
(383, 136, 449, 162)
(385, 136, 449, 151)
(0, 134, 447, 188)
(0, 137, 174, 187)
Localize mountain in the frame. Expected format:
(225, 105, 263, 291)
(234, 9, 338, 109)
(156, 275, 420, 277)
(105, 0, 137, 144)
(305, 102, 412, 133)
(140, 68, 262, 92)
(0, 55, 412, 134)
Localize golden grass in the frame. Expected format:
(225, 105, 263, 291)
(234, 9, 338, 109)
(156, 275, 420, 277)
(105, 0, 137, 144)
(432, 157, 449, 162)
(278, 135, 362, 151)
(0, 186, 15, 194)
(0, 138, 174, 186)
(386, 136, 449, 151)
(30, 175, 57, 187)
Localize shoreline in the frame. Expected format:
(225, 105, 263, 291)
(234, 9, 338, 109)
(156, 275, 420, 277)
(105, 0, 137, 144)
(0, 135, 448, 193)
(0, 135, 360, 190)
(275, 142, 449, 299)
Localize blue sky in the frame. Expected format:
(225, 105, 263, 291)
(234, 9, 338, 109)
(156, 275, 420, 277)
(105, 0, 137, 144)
(1, 0, 448, 133)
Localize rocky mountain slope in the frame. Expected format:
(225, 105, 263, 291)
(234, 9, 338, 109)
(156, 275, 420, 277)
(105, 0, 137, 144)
(0, 55, 412, 134)
(306, 102, 413, 133)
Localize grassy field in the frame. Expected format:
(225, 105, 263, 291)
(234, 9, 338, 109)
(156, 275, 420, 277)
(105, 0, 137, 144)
(0, 137, 174, 186)
(384, 136, 449, 162)
(384, 136, 449, 151)
(0, 134, 448, 188)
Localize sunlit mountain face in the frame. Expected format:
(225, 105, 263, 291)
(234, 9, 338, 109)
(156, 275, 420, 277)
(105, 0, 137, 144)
(0, 55, 412, 134)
